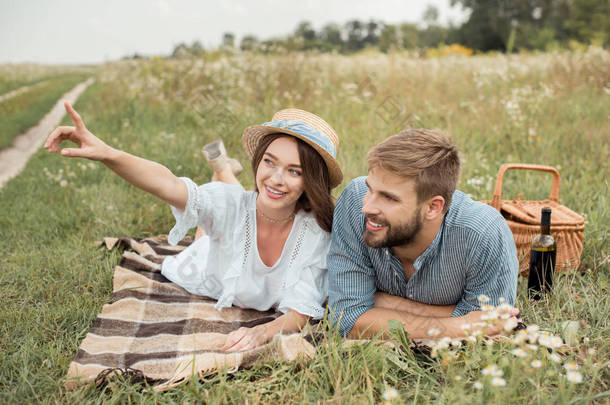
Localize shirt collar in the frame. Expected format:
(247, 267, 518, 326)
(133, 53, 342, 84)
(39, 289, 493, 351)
(413, 216, 446, 271)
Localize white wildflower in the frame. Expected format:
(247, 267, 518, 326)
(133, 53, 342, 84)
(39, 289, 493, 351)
(382, 387, 399, 400)
(467, 177, 484, 186)
(482, 364, 503, 377)
(491, 377, 506, 387)
(563, 361, 579, 371)
(503, 317, 519, 332)
(566, 371, 583, 383)
(427, 328, 441, 337)
(531, 360, 542, 368)
(550, 336, 563, 348)
(511, 348, 527, 358)
(538, 333, 562, 349)
(451, 339, 462, 348)
(477, 294, 490, 304)
(60, 180, 68, 187)
(526, 344, 538, 352)
(460, 323, 471, 330)
(473, 381, 483, 390)
(454, 375, 462, 381)
(548, 353, 562, 363)
(513, 329, 528, 344)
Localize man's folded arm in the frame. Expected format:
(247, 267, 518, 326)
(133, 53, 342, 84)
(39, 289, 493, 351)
(373, 291, 456, 318)
(349, 307, 465, 340)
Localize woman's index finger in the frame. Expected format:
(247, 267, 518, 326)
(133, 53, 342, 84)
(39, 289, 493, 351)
(64, 101, 85, 129)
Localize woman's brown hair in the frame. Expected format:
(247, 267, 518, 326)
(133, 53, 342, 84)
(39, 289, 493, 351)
(251, 133, 334, 232)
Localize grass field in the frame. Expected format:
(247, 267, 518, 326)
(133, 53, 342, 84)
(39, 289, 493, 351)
(0, 64, 92, 95)
(0, 48, 608, 403)
(0, 72, 92, 149)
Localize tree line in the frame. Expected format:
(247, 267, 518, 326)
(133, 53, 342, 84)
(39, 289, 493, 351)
(169, 1, 607, 57)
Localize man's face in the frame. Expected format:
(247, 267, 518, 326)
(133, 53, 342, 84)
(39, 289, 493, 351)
(362, 167, 424, 248)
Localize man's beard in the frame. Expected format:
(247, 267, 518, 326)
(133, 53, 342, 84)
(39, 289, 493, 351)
(363, 210, 423, 248)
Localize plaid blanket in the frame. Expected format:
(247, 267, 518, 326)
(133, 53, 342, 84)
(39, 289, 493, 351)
(66, 235, 533, 391)
(65, 236, 317, 391)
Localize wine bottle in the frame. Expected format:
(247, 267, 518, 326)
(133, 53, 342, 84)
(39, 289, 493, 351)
(527, 207, 557, 299)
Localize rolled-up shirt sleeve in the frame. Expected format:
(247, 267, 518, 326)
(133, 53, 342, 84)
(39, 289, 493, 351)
(451, 218, 519, 316)
(327, 180, 376, 337)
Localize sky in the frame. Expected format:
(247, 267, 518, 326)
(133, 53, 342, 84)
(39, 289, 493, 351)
(0, 0, 468, 65)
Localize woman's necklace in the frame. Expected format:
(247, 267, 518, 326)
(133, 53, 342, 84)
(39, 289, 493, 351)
(257, 204, 295, 223)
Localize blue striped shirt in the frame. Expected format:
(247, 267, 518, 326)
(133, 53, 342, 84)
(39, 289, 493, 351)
(327, 177, 519, 337)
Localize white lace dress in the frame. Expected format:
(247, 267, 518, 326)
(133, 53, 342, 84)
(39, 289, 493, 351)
(161, 178, 330, 319)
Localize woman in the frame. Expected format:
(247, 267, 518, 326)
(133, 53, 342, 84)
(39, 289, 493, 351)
(44, 102, 342, 352)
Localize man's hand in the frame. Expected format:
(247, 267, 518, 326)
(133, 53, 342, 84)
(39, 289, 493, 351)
(222, 325, 270, 352)
(461, 306, 520, 336)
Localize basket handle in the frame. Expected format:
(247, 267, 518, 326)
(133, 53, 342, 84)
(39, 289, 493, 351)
(490, 163, 560, 211)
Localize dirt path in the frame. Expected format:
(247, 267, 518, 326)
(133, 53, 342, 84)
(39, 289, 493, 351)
(0, 80, 47, 103)
(0, 77, 94, 189)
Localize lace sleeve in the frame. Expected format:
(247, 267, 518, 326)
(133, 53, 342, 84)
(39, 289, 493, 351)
(167, 177, 200, 245)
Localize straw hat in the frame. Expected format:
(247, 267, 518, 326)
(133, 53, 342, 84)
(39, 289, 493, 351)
(242, 109, 343, 188)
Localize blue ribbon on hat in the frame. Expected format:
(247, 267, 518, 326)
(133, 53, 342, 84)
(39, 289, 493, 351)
(262, 119, 336, 158)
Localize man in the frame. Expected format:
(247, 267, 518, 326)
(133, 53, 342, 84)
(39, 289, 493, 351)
(328, 129, 519, 339)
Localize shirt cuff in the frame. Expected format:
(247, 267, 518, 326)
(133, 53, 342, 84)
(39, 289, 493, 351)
(329, 304, 370, 337)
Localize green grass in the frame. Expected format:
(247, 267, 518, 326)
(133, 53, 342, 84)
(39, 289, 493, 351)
(0, 49, 608, 403)
(0, 64, 93, 95)
(0, 73, 91, 149)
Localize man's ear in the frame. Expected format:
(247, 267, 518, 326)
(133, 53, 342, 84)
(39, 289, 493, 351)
(423, 196, 445, 220)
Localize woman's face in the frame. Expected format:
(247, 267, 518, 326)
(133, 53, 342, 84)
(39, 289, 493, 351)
(255, 137, 305, 213)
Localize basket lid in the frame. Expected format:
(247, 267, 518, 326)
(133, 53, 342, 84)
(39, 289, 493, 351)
(498, 199, 585, 226)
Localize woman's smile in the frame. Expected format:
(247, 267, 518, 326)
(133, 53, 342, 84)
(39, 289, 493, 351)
(256, 137, 305, 214)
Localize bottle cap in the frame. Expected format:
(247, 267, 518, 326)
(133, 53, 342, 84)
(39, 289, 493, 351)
(541, 207, 552, 227)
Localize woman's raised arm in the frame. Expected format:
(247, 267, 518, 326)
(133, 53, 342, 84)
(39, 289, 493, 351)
(45, 102, 188, 211)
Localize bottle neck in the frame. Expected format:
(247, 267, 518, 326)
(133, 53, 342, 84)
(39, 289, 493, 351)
(540, 208, 552, 235)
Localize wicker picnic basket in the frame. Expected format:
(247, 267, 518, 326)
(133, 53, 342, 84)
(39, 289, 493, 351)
(484, 164, 585, 275)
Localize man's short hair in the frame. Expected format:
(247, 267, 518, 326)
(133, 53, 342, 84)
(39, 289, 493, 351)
(367, 128, 461, 213)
